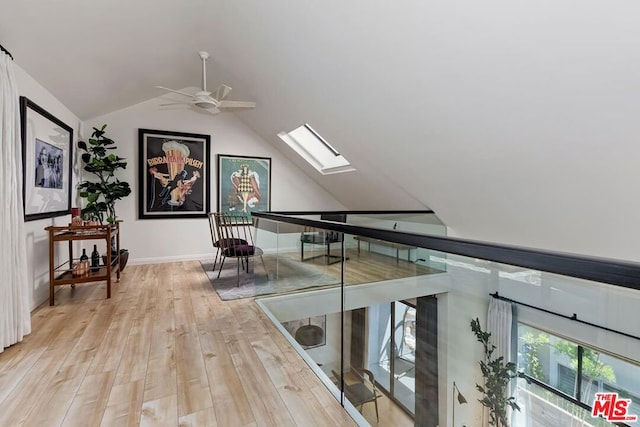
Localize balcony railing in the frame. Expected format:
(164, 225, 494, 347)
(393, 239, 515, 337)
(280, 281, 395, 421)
(246, 210, 640, 427)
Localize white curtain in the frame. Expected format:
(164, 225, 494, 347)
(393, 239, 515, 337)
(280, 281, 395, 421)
(487, 298, 513, 363)
(486, 297, 514, 427)
(0, 50, 31, 353)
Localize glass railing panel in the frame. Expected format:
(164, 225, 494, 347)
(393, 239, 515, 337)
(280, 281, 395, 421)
(346, 212, 445, 236)
(348, 213, 445, 268)
(346, 213, 447, 271)
(253, 218, 342, 296)
(258, 211, 448, 271)
(340, 232, 450, 425)
(254, 222, 367, 425)
(253, 213, 640, 427)
(342, 232, 446, 287)
(254, 279, 356, 420)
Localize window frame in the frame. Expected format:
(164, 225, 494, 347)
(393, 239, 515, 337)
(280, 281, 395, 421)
(517, 322, 639, 427)
(277, 123, 355, 175)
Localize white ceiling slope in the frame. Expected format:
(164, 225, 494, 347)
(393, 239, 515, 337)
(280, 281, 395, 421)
(3, 0, 640, 261)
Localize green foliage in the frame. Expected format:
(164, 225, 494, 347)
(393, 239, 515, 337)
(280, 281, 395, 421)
(519, 328, 618, 425)
(554, 341, 615, 384)
(521, 331, 549, 381)
(471, 318, 525, 427)
(520, 328, 616, 387)
(77, 124, 131, 224)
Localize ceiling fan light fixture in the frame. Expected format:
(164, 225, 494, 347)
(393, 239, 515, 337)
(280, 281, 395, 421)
(194, 100, 216, 109)
(155, 51, 256, 114)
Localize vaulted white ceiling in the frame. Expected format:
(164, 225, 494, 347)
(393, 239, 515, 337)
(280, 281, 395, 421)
(3, 0, 640, 261)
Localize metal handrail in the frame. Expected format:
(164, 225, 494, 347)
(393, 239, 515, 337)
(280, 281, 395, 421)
(252, 211, 640, 291)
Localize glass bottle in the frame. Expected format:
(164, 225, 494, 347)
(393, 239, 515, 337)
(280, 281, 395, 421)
(91, 244, 100, 272)
(80, 249, 89, 275)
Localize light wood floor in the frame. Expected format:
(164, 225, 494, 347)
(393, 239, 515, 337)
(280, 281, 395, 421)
(289, 246, 440, 286)
(0, 259, 417, 427)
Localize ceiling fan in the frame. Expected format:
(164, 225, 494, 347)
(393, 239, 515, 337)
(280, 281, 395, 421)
(156, 51, 256, 114)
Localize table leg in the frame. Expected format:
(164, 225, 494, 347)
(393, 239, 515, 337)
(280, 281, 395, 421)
(49, 230, 55, 306)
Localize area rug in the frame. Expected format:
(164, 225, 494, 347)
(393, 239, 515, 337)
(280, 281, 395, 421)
(200, 255, 340, 300)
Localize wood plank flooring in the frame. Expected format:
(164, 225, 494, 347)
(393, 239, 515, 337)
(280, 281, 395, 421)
(0, 257, 417, 426)
(287, 247, 440, 287)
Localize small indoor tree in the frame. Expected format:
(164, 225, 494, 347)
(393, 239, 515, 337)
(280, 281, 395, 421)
(471, 318, 525, 427)
(77, 124, 131, 224)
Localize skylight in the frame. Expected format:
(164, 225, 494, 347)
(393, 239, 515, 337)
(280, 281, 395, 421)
(278, 124, 355, 175)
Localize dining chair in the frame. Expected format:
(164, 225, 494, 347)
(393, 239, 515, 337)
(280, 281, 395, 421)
(331, 368, 380, 421)
(213, 212, 267, 287)
(207, 212, 247, 272)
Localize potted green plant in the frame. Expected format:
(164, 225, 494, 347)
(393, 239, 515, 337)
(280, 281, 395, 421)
(470, 318, 525, 427)
(77, 124, 132, 270)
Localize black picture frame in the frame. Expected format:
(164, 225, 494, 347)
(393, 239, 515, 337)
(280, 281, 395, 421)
(20, 96, 73, 221)
(138, 128, 210, 219)
(217, 154, 272, 218)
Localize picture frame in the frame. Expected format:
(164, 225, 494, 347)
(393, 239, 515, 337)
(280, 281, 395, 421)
(217, 154, 271, 218)
(138, 128, 211, 219)
(20, 97, 73, 221)
(282, 315, 327, 349)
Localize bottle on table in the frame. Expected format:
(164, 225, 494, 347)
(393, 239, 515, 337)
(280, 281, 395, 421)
(80, 248, 89, 275)
(91, 244, 100, 272)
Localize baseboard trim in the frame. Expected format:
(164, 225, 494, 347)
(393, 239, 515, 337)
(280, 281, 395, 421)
(129, 247, 299, 266)
(129, 253, 213, 266)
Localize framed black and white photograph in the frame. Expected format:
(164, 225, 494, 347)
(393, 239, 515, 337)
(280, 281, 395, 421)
(139, 128, 211, 219)
(20, 96, 73, 221)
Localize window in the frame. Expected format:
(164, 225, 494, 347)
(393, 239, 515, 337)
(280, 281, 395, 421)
(557, 364, 577, 396)
(367, 300, 416, 416)
(517, 324, 640, 426)
(278, 124, 355, 175)
(400, 306, 416, 362)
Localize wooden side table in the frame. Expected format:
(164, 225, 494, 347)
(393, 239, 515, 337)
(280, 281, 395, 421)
(45, 223, 120, 305)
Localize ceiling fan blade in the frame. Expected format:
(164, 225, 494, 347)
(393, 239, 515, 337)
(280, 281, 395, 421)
(213, 84, 232, 101)
(218, 100, 256, 109)
(160, 102, 189, 106)
(156, 52, 251, 116)
(155, 86, 194, 98)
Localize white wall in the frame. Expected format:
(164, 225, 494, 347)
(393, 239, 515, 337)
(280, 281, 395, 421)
(15, 64, 83, 310)
(6, 1, 640, 266)
(84, 93, 344, 265)
(437, 260, 495, 427)
(14, 73, 344, 310)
